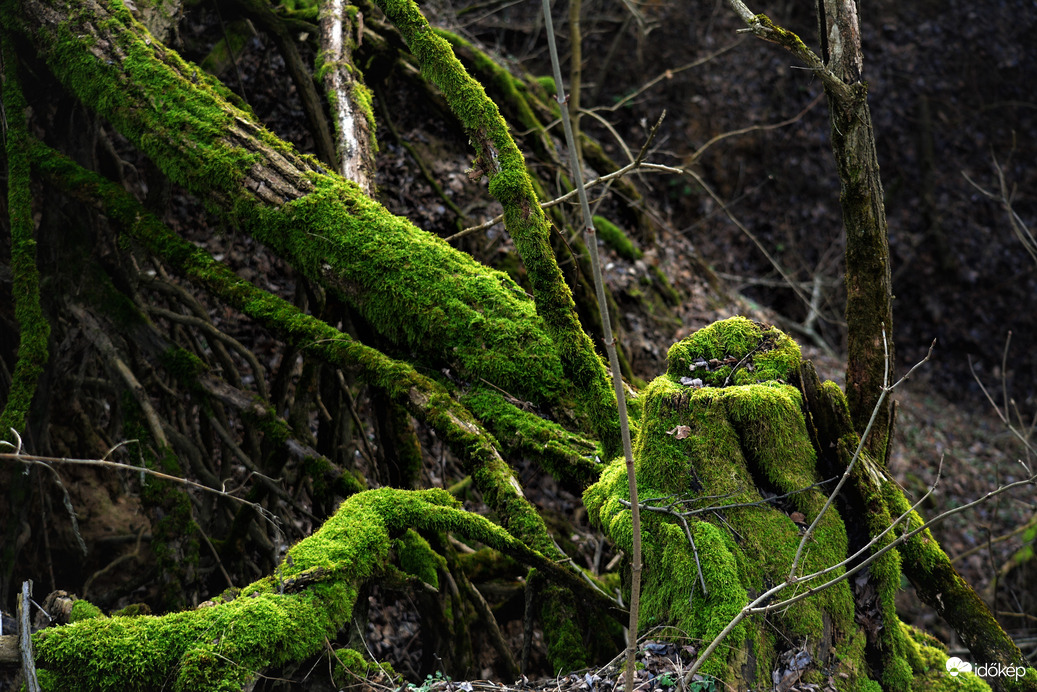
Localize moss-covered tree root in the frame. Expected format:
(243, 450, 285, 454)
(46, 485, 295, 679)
(31, 488, 611, 691)
(372, 0, 623, 457)
(18, 0, 572, 418)
(32, 139, 620, 668)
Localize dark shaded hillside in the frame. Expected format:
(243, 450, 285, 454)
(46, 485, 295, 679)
(446, 0, 1036, 407)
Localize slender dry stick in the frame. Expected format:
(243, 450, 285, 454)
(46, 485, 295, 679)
(445, 97, 819, 244)
(0, 445, 283, 536)
(19, 581, 41, 692)
(540, 2, 641, 688)
(568, 0, 583, 164)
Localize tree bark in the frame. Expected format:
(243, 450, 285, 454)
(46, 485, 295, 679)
(817, 0, 895, 460)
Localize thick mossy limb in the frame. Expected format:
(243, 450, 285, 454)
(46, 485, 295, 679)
(20, 0, 570, 413)
(33, 489, 421, 691)
(34, 488, 610, 691)
(434, 28, 560, 164)
(592, 216, 642, 262)
(373, 0, 622, 458)
(0, 22, 51, 439)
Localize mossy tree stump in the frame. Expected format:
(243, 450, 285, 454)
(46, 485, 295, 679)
(585, 317, 995, 691)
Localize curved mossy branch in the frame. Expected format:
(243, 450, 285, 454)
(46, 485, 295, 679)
(0, 20, 51, 440)
(795, 362, 1036, 691)
(435, 28, 561, 167)
(18, 0, 570, 414)
(373, 0, 622, 457)
(32, 488, 618, 691)
(30, 140, 620, 626)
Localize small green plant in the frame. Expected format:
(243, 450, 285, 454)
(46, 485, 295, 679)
(655, 673, 676, 688)
(408, 671, 450, 692)
(687, 675, 716, 692)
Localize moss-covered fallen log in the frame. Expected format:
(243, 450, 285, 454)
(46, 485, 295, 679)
(16, 0, 631, 457)
(30, 137, 617, 670)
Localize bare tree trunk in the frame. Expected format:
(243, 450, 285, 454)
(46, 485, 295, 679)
(817, 0, 895, 460)
(319, 0, 377, 194)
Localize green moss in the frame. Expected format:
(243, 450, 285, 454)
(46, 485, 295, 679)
(666, 316, 801, 387)
(461, 386, 600, 490)
(592, 216, 642, 261)
(350, 80, 378, 150)
(332, 648, 399, 688)
(539, 583, 587, 670)
(0, 18, 51, 439)
(753, 14, 812, 55)
(394, 529, 444, 589)
(245, 173, 569, 408)
(434, 28, 554, 139)
(110, 603, 151, 618)
(69, 600, 104, 623)
(159, 346, 207, 387)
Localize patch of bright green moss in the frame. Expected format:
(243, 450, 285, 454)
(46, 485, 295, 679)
(395, 528, 444, 589)
(666, 316, 801, 387)
(593, 216, 642, 261)
(35, 489, 511, 691)
(461, 386, 600, 490)
(69, 600, 104, 623)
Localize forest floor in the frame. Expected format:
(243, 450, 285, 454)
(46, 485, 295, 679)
(2, 1, 1033, 689)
